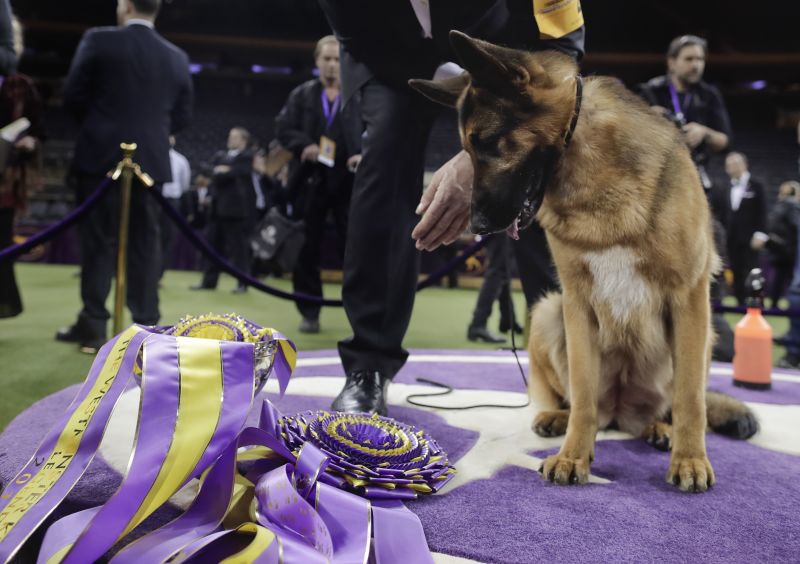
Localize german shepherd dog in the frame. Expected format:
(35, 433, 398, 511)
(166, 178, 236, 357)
(410, 31, 758, 492)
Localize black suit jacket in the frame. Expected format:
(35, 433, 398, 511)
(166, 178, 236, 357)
(209, 149, 254, 220)
(318, 0, 586, 103)
(718, 177, 767, 251)
(63, 23, 193, 183)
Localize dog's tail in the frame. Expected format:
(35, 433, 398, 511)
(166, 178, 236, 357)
(706, 390, 759, 439)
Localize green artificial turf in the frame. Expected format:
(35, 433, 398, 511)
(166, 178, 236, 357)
(0, 263, 528, 430)
(0, 263, 790, 431)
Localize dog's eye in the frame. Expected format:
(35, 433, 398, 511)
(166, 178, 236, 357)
(469, 132, 496, 151)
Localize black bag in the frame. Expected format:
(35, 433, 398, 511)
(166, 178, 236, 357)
(251, 207, 305, 273)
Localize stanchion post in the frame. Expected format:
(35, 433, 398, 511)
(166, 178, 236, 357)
(109, 143, 154, 335)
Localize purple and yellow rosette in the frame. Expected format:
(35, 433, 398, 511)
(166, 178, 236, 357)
(280, 411, 455, 499)
(0, 313, 450, 563)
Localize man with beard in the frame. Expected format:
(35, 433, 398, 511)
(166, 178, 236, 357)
(639, 35, 732, 196)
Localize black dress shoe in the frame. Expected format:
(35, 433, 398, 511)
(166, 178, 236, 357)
(467, 326, 506, 343)
(55, 324, 85, 343)
(331, 370, 390, 416)
(298, 318, 320, 334)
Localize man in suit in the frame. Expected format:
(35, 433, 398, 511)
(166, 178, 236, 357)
(275, 35, 362, 334)
(192, 127, 254, 294)
(56, 0, 192, 352)
(721, 151, 767, 304)
(317, 0, 585, 414)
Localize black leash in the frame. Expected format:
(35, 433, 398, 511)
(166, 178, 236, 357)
(405, 237, 530, 410)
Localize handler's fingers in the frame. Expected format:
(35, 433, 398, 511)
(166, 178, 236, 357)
(411, 195, 448, 243)
(417, 208, 463, 251)
(442, 214, 470, 246)
(416, 173, 440, 215)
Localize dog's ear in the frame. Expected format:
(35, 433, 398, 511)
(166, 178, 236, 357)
(449, 30, 542, 93)
(408, 73, 470, 108)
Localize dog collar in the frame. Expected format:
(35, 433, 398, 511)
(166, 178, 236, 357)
(562, 75, 583, 148)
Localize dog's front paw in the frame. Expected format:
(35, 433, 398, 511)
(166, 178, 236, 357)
(666, 455, 715, 493)
(539, 453, 591, 485)
(532, 410, 569, 437)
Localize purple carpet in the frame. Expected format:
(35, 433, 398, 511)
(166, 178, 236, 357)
(1, 349, 798, 562)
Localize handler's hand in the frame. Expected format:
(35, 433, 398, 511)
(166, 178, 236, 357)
(412, 150, 472, 251)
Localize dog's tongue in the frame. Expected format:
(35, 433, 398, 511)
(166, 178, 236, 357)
(506, 218, 520, 240)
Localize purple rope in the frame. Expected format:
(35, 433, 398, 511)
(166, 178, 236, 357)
(712, 302, 800, 318)
(148, 187, 341, 306)
(416, 236, 490, 290)
(0, 176, 114, 262)
(150, 188, 490, 306)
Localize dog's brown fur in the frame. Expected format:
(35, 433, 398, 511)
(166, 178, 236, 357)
(411, 31, 757, 493)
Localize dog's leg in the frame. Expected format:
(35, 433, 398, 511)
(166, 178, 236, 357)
(529, 293, 570, 437)
(667, 281, 715, 492)
(539, 293, 599, 485)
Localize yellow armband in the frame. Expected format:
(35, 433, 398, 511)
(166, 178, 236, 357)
(533, 0, 584, 39)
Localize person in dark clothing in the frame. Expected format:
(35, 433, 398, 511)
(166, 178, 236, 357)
(55, 0, 193, 352)
(752, 180, 800, 307)
(718, 152, 767, 305)
(317, 0, 584, 415)
(639, 35, 732, 195)
(192, 127, 254, 294)
(275, 35, 362, 334)
(467, 235, 522, 343)
(0, 18, 42, 319)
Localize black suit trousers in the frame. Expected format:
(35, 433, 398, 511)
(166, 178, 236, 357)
(337, 80, 438, 377)
(75, 174, 161, 336)
(201, 217, 250, 289)
(293, 173, 351, 321)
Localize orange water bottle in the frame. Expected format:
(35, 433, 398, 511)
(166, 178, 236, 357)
(733, 268, 772, 390)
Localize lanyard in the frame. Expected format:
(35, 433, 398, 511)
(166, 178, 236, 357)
(321, 90, 340, 130)
(668, 82, 692, 121)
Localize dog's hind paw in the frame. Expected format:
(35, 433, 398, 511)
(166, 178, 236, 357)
(643, 421, 672, 451)
(666, 455, 715, 493)
(539, 453, 590, 485)
(532, 410, 569, 437)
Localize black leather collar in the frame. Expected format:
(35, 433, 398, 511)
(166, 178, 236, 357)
(562, 75, 583, 148)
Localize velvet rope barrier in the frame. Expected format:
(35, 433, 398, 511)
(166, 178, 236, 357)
(0, 176, 114, 263)
(149, 186, 491, 305)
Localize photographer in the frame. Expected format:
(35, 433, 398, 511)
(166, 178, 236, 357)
(639, 35, 732, 195)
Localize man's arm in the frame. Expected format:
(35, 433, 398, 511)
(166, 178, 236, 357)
(0, 0, 17, 75)
(685, 86, 731, 153)
(63, 29, 99, 118)
(275, 85, 316, 156)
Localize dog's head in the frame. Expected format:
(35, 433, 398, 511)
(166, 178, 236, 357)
(410, 31, 579, 235)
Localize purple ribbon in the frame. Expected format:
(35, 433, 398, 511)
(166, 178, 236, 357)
(668, 82, 692, 122)
(321, 90, 340, 130)
(0, 327, 147, 563)
(1, 317, 447, 562)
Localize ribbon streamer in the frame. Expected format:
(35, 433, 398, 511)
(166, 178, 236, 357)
(0, 314, 450, 563)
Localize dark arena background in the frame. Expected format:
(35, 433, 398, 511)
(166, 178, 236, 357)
(1, 1, 800, 563)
